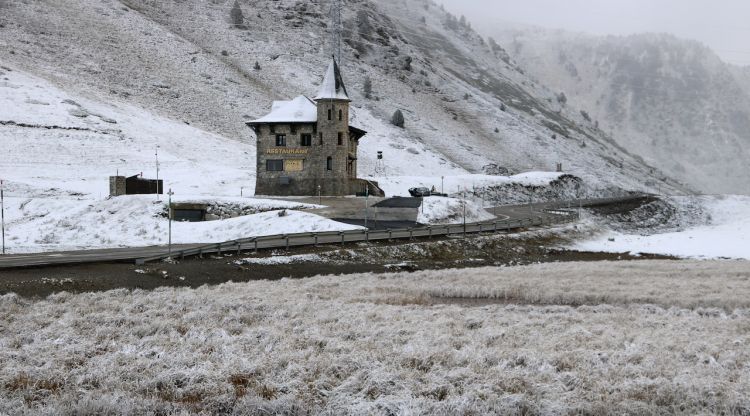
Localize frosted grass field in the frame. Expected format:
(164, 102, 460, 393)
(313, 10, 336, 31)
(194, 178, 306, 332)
(2, 260, 749, 415)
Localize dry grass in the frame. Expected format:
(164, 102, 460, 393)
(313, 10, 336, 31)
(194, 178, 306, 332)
(1, 260, 749, 415)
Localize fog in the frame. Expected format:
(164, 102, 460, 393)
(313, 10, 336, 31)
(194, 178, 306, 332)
(439, 0, 750, 66)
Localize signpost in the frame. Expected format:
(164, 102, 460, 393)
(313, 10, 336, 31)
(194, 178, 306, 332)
(364, 186, 369, 229)
(155, 146, 161, 202)
(1, 180, 5, 255)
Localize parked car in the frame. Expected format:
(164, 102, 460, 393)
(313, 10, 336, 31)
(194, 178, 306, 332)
(409, 187, 431, 197)
(408, 187, 448, 197)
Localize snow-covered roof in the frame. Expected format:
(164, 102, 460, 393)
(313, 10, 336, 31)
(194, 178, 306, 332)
(249, 95, 318, 124)
(314, 58, 350, 101)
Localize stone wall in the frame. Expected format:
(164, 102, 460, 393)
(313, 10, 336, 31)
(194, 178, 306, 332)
(109, 176, 126, 197)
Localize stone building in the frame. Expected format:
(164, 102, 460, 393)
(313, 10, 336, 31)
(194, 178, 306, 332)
(247, 59, 383, 196)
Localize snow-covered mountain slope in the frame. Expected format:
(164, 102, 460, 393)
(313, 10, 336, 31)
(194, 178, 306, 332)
(0, 68, 252, 197)
(490, 26, 750, 194)
(0, 0, 684, 197)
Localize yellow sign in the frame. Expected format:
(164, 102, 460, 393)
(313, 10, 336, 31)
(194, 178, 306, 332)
(266, 148, 309, 155)
(285, 159, 304, 172)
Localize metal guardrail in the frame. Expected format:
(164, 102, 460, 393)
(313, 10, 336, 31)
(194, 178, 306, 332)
(134, 209, 580, 265)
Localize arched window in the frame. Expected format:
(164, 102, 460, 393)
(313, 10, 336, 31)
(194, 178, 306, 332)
(338, 109, 343, 121)
(337, 132, 343, 145)
(326, 156, 333, 171)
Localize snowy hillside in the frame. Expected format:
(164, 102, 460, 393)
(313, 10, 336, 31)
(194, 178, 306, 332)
(490, 26, 750, 194)
(0, 0, 681, 198)
(574, 195, 750, 260)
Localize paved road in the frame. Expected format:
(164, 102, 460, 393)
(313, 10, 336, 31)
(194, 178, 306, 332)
(0, 195, 651, 270)
(0, 245, 203, 269)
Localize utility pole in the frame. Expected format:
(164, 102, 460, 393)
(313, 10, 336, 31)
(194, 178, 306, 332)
(1, 180, 5, 255)
(441, 176, 444, 195)
(155, 146, 161, 202)
(167, 188, 174, 257)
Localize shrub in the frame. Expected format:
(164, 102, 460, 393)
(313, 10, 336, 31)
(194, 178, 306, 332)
(556, 92, 567, 105)
(391, 110, 405, 128)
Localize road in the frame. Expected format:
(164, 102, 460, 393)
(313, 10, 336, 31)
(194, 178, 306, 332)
(0, 195, 651, 270)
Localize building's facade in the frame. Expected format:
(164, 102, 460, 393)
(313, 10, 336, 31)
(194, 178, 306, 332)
(248, 59, 383, 196)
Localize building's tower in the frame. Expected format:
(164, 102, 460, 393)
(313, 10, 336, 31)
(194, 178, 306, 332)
(314, 58, 352, 195)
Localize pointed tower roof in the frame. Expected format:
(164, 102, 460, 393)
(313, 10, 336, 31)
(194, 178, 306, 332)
(314, 58, 350, 101)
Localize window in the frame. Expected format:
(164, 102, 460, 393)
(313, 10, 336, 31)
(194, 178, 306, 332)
(275, 134, 286, 146)
(328, 108, 332, 121)
(319, 132, 323, 145)
(300, 134, 312, 146)
(326, 156, 332, 171)
(266, 159, 284, 171)
(337, 132, 343, 145)
(339, 109, 343, 121)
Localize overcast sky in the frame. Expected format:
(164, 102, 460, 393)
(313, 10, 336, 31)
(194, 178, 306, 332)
(439, 0, 750, 66)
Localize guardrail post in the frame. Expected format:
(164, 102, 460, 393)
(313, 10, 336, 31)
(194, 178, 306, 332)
(253, 238, 258, 254)
(365, 230, 369, 242)
(479, 223, 483, 234)
(313, 233, 318, 247)
(494, 221, 498, 232)
(428, 226, 432, 239)
(180, 250, 185, 260)
(284, 235, 290, 251)
(236, 243, 241, 255)
(388, 229, 392, 241)
(217, 243, 222, 256)
(340, 231, 345, 247)
(198, 248, 203, 258)
(409, 228, 413, 240)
